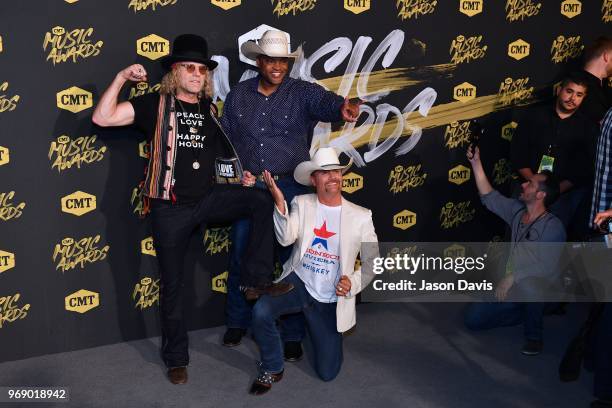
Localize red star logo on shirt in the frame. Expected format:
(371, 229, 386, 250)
(312, 221, 336, 249)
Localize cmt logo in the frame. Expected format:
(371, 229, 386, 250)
(212, 271, 228, 294)
(561, 0, 581, 18)
(0, 250, 15, 274)
(342, 172, 364, 194)
(211, 0, 241, 10)
(508, 39, 530, 60)
(393, 210, 417, 230)
(56, 86, 92, 113)
(453, 82, 476, 102)
(444, 244, 466, 258)
(448, 165, 471, 185)
(136, 34, 169, 61)
(61, 191, 97, 216)
(0, 146, 9, 166)
(65, 289, 99, 314)
(501, 121, 518, 141)
(141, 237, 156, 256)
(345, 0, 370, 14)
(459, 0, 483, 17)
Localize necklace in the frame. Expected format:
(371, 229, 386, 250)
(175, 96, 203, 170)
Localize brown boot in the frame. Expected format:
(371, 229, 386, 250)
(249, 364, 283, 395)
(167, 366, 187, 384)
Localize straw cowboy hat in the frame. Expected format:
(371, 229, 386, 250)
(241, 30, 300, 60)
(294, 147, 353, 186)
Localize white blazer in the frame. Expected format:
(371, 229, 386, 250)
(273, 194, 378, 333)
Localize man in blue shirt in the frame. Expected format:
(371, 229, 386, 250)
(220, 30, 361, 353)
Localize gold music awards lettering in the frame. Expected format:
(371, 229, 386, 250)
(344, 0, 370, 14)
(129, 81, 160, 100)
(0, 250, 15, 274)
(212, 271, 229, 294)
(52, 236, 110, 273)
(0, 191, 25, 221)
(43, 26, 103, 65)
(505, 0, 541, 22)
(602, 0, 612, 22)
(388, 165, 427, 194)
(48, 135, 106, 172)
(396, 0, 437, 20)
(65, 289, 99, 314)
(128, 0, 177, 12)
(498, 77, 533, 107)
(444, 121, 472, 150)
(449, 35, 487, 65)
(204, 227, 230, 255)
(0, 146, 9, 166)
(131, 184, 146, 217)
(393, 210, 417, 230)
(560, 0, 582, 18)
(440, 201, 475, 229)
(211, 0, 241, 10)
(492, 158, 515, 185)
(551, 35, 584, 64)
(133, 277, 160, 310)
(459, 0, 483, 17)
(0, 293, 30, 329)
(342, 172, 364, 194)
(0, 82, 20, 113)
(272, 0, 316, 17)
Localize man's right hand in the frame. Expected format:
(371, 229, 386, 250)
(262, 170, 286, 215)
(119, 64, 148, 82)
(466, 145, 480, 165)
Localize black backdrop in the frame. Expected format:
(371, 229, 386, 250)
(1, 0, 610, 362)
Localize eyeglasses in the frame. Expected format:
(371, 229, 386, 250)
(176, 63, 208, 75)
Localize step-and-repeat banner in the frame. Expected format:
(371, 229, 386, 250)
(1, 0, 610, 362)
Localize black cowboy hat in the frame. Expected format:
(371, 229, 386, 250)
(160, 34, 218, 71)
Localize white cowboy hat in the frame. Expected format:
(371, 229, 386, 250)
(294, 147, 353, 186)
(241, 30, 300, 60)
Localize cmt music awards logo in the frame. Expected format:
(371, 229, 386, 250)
(0, 191, 25, 221)
(131, 184, 146, 217)
(388, 165, 427, 194)
(501, 121, 518, 142)
(0, 146, 9, 166)
(445, 244, 466, 258)
(440, 201, 475, 229)
(459, 0, 483, 17)
(508, 39, 530, 61)
(505, 0, 541, 22)
(128, 0, 177, 12)
(56, 86, 92, 113)
(604, 0, 612, 22)
(498, 77, 533, 107)
(449, 35, 487, 65)
(129, 82, 160, 100)
(551, 36, 584, 64)
(136, 34, 169, 61)
(444, 121, 472, 149)
(43, 26, 103, 65)
(133, 277, 160, 310)
(0, 250, 15, 274)
(48, 135, 106, 172)
(211, 0, 241, 10)
(560, 0, 582, 18)
(141, 237, 156, 256)
(0, 82, 20, 113)
(52, 236, 110, 273)
(344, 0, 370, 14)
(342, 172, 364, 194)
(271, 0, 317, 17)
(396, 0, 437, 20)
(212, 271, 228, 294)
(492, 158, 515, 185)
(204, 227, 230, 255)
(393, 210, 417, 230)
(65, 289, 99, 314)
(61, 191, 96, 216)
(0, 293, 30, 329)
(453, 82, 477, 103)
(448, 165, 471, 185)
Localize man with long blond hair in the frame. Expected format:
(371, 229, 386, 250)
(92, 34, 292, 385)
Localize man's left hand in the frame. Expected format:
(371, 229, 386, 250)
(242, 170, 256, 187)
(340, 98, 362, 122)
(336, 275, 352, 297)
(495, 275, 514, 301)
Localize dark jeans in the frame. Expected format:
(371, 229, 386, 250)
(226, 178, 308, 329)
(251, 272, 343, 381)
(150, 184, 274, 367)
(592, 304, 612, 400)
(464, 302, 547, 341)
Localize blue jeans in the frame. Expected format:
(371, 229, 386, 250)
(226, 178, 308, 329)
(251, 272, 343, 381)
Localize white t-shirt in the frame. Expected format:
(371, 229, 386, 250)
(296, 201, 342, 303)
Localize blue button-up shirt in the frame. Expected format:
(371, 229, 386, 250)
(221, 76, 344, 175)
